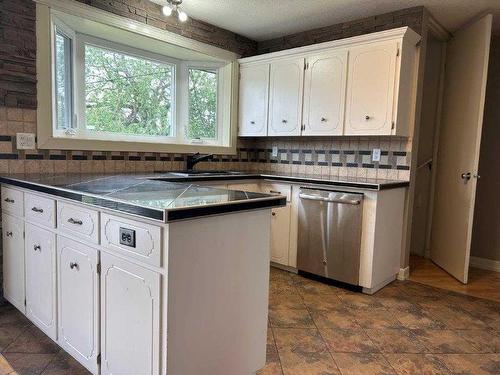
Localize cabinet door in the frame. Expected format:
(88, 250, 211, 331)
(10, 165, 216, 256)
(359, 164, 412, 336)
(270, 205, 291, 266)
(268, 58, 304, 136)
(238, 64, 269, 136)
(303, 50, 348, 135)
(57, 237, 99, 374)
(25, 223, 57, 340)
(344, 41, 398, 135)
(101, 252, 161, 375)
(2, 213, 25, 313)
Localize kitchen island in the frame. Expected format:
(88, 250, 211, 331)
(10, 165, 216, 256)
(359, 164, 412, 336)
(0, 174, 286, 375)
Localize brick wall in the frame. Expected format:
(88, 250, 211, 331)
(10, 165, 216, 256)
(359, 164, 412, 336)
(257, 6, 424, 54)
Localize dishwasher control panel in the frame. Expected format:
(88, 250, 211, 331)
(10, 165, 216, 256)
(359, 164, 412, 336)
(119, 227, 136, 248)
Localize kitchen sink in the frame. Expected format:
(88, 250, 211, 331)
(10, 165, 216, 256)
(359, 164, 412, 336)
(162, 170, 247, 177)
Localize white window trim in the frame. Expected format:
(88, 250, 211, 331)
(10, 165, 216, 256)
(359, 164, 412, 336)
(36, 0, 239, 154)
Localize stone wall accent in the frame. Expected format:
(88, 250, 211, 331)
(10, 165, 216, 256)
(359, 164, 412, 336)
(257, 6, 424, 54)
(0, 0, 37, 108)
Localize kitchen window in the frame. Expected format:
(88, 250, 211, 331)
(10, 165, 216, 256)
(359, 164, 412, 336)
(37, 3, 237, 153)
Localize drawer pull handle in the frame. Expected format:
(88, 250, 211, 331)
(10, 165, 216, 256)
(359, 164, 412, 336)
(31, 207, 44, 213)
(4, 198, 14, 203)
(6, 231, 13, 237)
(70, 262, 79, 270)
(33, 244, 41, 251)
(68, 218, 83, 225)
(269, 190, 281, 194)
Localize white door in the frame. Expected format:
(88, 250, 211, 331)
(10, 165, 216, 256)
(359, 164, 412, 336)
(303, 50, 348, 135)
(268, 58, 304, 136)
(101, 252, 161, 375)
(344, 41, 398, 135)
(25, 223, 57, 340)
(57, 237, 99, 374)
(2, 213, 25, 313)
(430, 15, 492, 283)
(270, 205, 291, 265)
(238, 64, 269, 136)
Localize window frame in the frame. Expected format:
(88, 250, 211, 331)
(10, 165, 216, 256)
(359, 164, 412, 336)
(36, 1, 239, 154)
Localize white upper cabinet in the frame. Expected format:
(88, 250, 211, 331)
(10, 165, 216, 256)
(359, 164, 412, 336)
(303, 50, 348, 135)
(344, 41, 398, 135)
(238, 27, 420, 137)
(238, 64, 269, 136)
(268, 58, 304, 136)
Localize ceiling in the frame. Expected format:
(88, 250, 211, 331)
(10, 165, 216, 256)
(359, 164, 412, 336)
(178, 0, 500, 41)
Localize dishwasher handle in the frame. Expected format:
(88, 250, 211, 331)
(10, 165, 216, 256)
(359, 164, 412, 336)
(299, 193, 361, 205)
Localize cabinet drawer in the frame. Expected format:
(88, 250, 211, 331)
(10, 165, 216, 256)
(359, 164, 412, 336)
(101, 213, 162, 267)
(58, 202, 99, 244)
(24, 193, 56, 228)
(262, 182, 292, 202)
(1, 186, 24, 216)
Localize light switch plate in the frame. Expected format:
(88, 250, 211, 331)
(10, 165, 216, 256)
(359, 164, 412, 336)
(372, 148, 381, 162)
(16, 133, 36, 150)
(272, 146, 278, 157)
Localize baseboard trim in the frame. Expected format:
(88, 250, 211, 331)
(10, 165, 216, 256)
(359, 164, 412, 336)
(397, 266, 410, 281)
(469, 256, 500, 272)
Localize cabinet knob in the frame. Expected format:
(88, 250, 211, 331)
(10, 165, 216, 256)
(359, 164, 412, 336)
(250, 121, 255, 124)
(282, 119, 287, 124)
(68, 218, 83, 225)
(33, 244, 41, 251)
(70, 262, 78, 270)
(271, 212, 276, 216)
(461, 172, 471, 180)
(4, 198, 14, 203)
(5, 231, 13, 237)
(31, 207, 44, 213)
(365, 115, 371, 120)
(321, 117, 327, 122)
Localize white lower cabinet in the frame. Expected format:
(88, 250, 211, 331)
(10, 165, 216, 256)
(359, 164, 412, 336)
(100, 252, 161, 375)
(57, 237, 99, 374)
(270, 205, 291, 265)
(2, 213, 25, 313)
(25, 223, 57, 340)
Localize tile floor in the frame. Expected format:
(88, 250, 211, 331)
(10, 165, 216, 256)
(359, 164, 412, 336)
(0, 267, 498, 375)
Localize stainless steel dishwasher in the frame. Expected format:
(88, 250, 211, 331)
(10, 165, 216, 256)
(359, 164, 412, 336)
(297, 188, 363, 285)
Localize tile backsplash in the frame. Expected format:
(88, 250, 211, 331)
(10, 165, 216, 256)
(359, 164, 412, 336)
(0, 107, 411, 181)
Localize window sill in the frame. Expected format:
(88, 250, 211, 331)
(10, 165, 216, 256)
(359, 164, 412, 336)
(37, 135, 237, 155)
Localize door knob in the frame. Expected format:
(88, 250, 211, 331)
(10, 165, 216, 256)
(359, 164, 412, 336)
(5, 231, 12, 237)
(461, 172, 471, 180)
(33, 244, 41, 251)
(70, 262, 78, 270)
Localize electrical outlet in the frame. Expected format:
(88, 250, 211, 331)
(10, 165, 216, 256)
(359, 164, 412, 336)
(372, 148, 381, 162)
(272, 146, 278, 157)
(16, 133, 36, 150)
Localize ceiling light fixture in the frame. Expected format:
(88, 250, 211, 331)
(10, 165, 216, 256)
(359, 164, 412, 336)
(160, 0, 188, 22)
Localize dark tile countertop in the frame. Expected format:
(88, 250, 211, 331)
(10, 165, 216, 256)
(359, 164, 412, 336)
(150, 171, 410, 191)
(0, 174, 286, 222)
(0, 171, 408, 222)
